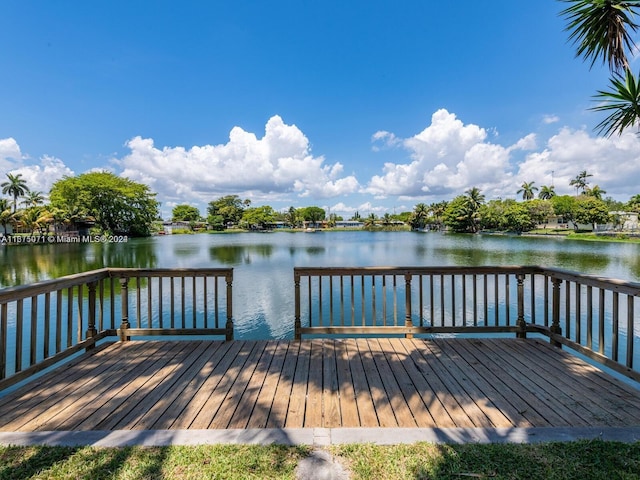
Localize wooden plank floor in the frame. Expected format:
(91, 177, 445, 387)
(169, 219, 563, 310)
(2, 338, 640, 432)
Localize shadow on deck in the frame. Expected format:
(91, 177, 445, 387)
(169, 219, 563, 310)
(1, 337, 640, 446)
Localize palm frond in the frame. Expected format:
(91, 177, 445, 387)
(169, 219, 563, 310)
(591, 68, 640, 136)
(560, 0, 640, 71)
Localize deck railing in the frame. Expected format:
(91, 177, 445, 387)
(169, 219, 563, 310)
(0, 267, 233, 391)
(294, 266, 640, 382)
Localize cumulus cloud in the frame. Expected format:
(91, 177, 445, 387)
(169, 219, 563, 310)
(516, 127, 640, 197)
(118, 115, 360, 204)
(0, 138, 74, 195)
(10, 156, 74, 194)
(0, 137, 25, 171)
(365, 109, 521, 198)
(542, 114, 560, 124)
(365, 110, 640, 202)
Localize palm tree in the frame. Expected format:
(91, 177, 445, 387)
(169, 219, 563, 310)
(560, 0, 640, 135)
(517, 181, 538, 200)
(363, 213, 377, 228)
(21, 190, 45, 209)
(585, 184, 607, 199)
(464, 187, 485, 233)
(0, 198, 15, 235)
(538, 185, 556, 200)
(411, 203, 429, 230)
(430, 201, 448, 231)
(570, 170, 593, 195)
(1, 173, 30, 213)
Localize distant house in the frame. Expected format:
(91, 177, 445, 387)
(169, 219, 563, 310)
(335, 220, 364, 228)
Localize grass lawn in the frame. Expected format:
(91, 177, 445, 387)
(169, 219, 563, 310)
(1, 440, 640, 479)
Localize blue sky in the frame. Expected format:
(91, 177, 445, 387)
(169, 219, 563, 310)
(1, 1, 639, 219)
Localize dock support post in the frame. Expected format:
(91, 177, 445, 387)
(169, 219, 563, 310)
(550, 277, 563, 347)
(516, 274, 526, 338)
(404, 273, 413, 339)
(119, 277, 130, 342)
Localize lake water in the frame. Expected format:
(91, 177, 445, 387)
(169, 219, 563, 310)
(3, 231, 640, 339)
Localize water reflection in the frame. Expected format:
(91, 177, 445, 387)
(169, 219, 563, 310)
(209, 244, 274, 265)
(2, 232, 640, 339)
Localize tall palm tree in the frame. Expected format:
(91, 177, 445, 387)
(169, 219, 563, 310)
(465, 187, 485, 210)
(560, 0, 640, 135)
(570, 170, 593, 194)
(538, 185, 556, 200)
(517, 181, 538, 200)
(1, 173, 30, 212)
(464, 187, 485, 233)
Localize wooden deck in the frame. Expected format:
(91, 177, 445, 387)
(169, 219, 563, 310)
(1, 338, 640, 432)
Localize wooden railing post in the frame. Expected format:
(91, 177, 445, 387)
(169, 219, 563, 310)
(405, 273, 413, 339)
(86, 281, 97, 350)
(119, 277, 130, 342)
(550, 277, 563, 347)
(225, 271, 234, 341)
(516, 273, 526, 339)
(294, 271, 301, 340)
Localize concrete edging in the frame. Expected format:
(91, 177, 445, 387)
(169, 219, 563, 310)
(1, 427, 640, 447)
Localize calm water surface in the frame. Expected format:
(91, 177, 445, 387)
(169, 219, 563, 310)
(3, 231, 640, 339)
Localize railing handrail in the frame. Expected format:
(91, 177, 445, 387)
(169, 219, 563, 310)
(0, 268, 111, 304)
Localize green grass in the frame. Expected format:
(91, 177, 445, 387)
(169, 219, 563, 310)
(2, 441, 640, 479)
(333, 441, 640, 480)
(0, 445, 309, 480)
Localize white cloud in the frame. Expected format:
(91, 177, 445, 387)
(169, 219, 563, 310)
(516, 127, 640, 197)
(118, 115, 360, 203)
(0, 137, 25, 172)
(365, 109, 521, 198)
(542, 114, 560, 124)
(11, 155, 74, 194)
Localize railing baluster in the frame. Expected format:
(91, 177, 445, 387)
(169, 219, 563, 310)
(170, 276, 175, 328)
(16, 299, 23, 373)
(56, 290, 62, 354)
(0, 303, 6, 379)
(136, 276, 141, 327)
(544, 275, 549, 327)
(181, 276, 186, 329)
(350, 275, 354, 326)
(587, 285, 593, 350)
(550, 277, 562, 347)
(159, 277, 164, 328)
(451, 275, 456, 327)
(565, 281, 571, 339)
(429, 274, 434, 326)
(483, 274, 488, 324)
(627, 296, 634, 369)
(77, 284, 83, 343)
(214, 276, 219, 329)
(203, 276, 208, 329)
(340, 276, 344, 327)
(149, 276, 154, 329)
(371, 275, 376, 326)
(472, 274, 477, 327)
(575, 283, 582, 344)
(294, 271, 301, 340)
(462, 274, 467, 326)
(30, 296, 38, 366)
(66, 287, 73, 348)
(192, 276, 197, 328)
(505, 274, 510, 325)
(440, 274, 445, 326)
(599, 288, 606, 355)
(494, 274, 499, 326)
(319, 275, 324, 326)
(612, 292, 619, 362)
(44, 293, 50, 359)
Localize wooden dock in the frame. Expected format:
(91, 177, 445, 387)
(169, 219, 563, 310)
(1, 338, 640, 432)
